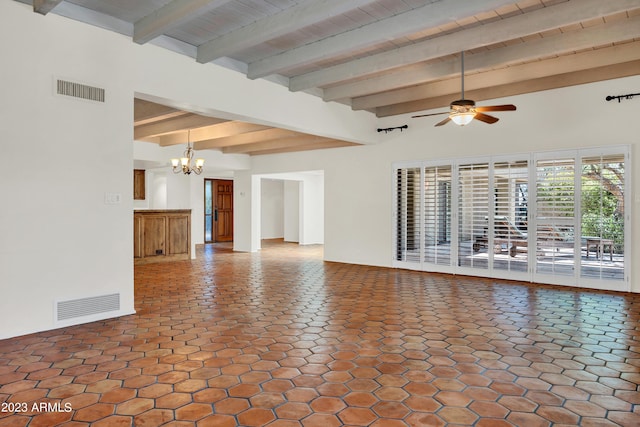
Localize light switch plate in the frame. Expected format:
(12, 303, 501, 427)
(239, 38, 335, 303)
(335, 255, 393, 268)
(104, 192, 122, 204)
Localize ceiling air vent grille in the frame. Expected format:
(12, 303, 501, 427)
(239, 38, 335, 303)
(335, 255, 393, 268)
(56, 293, 120, 322)
(56, 79, 105, 102)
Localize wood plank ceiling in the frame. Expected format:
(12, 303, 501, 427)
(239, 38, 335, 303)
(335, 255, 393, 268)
(24, 0, 640, 155)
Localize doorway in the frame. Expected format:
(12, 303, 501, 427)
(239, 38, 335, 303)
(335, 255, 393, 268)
(205, 179, 233, 243)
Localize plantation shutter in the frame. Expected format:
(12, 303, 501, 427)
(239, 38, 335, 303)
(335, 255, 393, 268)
(493, 160, 529, 273)
(458, 162, 489, 270)
(424, 166, 452, 266)
(394, 146, 627, 290)
(535, 158, 576, 277)
(580, 154, 625, 280)
(395, 167, 422, 264)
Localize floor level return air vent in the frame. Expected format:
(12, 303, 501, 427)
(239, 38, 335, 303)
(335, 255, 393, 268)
(56, 79, 105, 102)
(56, 293, 120, 322)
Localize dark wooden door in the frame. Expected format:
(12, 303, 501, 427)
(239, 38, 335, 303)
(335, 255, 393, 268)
(205, 179, 233, 242)
(215, 180, 233, 242)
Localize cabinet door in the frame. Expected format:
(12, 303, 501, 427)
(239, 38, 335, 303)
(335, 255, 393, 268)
(143, 216, 166, 257)
(167, 215, 189, 255)
(134, 169, 146, 200)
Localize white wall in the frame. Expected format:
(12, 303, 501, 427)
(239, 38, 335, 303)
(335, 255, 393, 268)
(261, 180, 285, 239)
(151, 172, 168, 209)
(246, 173, 324, 248)
(300, 175, 324, 245)
(241, 75, 640, 293)
(284, 181, 300, 242)
(0, 2, 135, 338)
(0, 1, 374, 339)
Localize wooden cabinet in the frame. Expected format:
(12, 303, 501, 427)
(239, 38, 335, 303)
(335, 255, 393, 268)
(134, 169, 146, 200)
(134, 210, 190, 264)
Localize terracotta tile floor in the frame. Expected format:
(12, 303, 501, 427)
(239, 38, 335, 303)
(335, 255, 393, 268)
(1, 240, 639, 426)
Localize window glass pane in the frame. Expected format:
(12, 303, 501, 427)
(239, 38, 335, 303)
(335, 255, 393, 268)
(205, 181, 213, 215)
(580, 155, 624, 280)
(205, 216, 213, 242)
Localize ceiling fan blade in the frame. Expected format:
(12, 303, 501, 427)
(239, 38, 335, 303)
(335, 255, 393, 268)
(474, 112, 499, 124)
(475, 104, 516, 112)
(434, 117, 452, 127)
(412, 111, 449, 118)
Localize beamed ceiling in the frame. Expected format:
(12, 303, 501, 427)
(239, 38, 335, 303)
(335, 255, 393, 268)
(133, 98, 360, 155)
(23, 0, 640, 155)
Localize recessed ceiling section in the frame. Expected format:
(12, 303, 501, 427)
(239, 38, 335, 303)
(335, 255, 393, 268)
(134, 98, 359, 156)
(26, 0, 640, 120)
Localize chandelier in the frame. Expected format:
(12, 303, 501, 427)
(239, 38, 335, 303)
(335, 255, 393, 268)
(170, 130, 204, 175)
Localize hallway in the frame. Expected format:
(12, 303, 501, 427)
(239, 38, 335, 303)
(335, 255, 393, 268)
(1, 241, 639, 426)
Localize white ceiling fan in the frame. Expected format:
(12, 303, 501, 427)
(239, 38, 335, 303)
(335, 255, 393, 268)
(412, 51, 516, 126)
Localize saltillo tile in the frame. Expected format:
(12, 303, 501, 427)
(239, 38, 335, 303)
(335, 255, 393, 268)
(0, 241, 638, 427)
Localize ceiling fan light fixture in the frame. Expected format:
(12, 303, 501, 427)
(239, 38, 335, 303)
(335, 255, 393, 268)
(450, 111, 475, 126)
(411, 52, 516, 126)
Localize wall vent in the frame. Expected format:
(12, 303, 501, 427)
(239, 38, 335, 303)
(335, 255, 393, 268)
(56, 293, 120, 322)
(56, 79, 105, 102)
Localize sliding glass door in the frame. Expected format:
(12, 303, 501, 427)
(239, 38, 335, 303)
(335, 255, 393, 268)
(393, 146, 629, 291)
